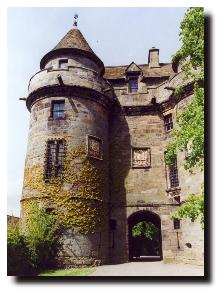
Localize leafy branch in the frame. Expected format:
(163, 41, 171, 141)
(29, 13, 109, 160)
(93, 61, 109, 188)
(167, 8, 204, 225)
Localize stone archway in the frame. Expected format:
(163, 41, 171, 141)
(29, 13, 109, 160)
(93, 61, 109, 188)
(128, 210, 163, 261)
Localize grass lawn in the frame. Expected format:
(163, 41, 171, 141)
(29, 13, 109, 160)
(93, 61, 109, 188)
(38, 268, 95, 276)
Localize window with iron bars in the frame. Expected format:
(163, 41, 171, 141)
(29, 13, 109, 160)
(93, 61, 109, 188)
(164, 114, 173, 132)
(51, 101, 65, 119)
(129, 78, 138, 93)
(169, 156, 179, 188)
(45, 140, 64, 179)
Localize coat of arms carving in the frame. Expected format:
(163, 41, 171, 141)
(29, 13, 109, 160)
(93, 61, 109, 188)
(132, 147, 151, 168)
(87, 135, 103, 160)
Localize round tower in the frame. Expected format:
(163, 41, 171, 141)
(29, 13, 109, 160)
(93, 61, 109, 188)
(20, 21, 113, 266)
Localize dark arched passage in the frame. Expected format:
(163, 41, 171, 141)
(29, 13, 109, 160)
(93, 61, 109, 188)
(128, 210, 163, 261)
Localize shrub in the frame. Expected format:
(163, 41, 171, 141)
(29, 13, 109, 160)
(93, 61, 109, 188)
(25, 203, 60, 272)
(7, 225, 31, 276)
(7, 203, 60, 276)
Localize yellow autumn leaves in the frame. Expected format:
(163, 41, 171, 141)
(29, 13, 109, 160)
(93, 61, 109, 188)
(22, 145, 108, 234)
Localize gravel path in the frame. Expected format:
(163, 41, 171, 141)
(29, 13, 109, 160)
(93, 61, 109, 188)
(90, 261, 204, 276)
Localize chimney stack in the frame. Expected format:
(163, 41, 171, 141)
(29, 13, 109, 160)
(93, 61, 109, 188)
(148, 47, 160, 68)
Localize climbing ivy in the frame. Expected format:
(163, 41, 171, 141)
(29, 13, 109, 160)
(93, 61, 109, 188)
(22, 145, 108, 234)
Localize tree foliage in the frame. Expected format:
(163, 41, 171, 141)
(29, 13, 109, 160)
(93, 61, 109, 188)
(25, 203, 60, 271)
(166, 83, 204, 171)
(172, 192, 204, 227)
(166, 7, 204, 224)
(7, 203, 59, 275)
(7, 224, 30, 275)
(172, 7, 204, 80)
(132, 221, 159, 240)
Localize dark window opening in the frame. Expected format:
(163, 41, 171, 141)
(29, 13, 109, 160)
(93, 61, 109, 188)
(109, 219, 117, 230)
(164, 114, 173, 132)
(109, 219, 116, 249)
(45, 208, 54, 214)
(45, 140, 64, 179)
(173, 218, 180, 229)
(51, 101, 65, 119)
(169, 156, 179, 188)
(129, 78, 138, 93)
(59, 59, 68, 69)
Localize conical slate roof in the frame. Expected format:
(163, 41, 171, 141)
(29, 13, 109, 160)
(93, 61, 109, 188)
(40, 27, 104, 71)
(53, 28, 94, 53)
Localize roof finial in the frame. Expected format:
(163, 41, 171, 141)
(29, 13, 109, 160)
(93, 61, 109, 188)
(73, 14, 78, 28)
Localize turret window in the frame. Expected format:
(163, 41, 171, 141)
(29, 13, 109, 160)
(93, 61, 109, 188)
(59, 59, 68, 69)
(45, 139, 64, 179)
(51, 100, 65, 119)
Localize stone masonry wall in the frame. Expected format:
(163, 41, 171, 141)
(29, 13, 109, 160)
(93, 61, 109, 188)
(108, 99, 181, 263)
(21, 94, 110, 266)
(175, 94, 204, 265)
(107, 70, 204, 265)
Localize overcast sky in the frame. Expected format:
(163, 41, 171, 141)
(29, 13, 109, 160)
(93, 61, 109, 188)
(7, 7, 187, 217)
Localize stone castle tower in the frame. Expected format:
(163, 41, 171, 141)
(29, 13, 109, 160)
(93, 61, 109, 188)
(21, 21, 204, 266)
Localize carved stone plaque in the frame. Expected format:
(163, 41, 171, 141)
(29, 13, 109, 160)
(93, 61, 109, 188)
(87, 135, 103, 160)
(132, 148, 151, 168)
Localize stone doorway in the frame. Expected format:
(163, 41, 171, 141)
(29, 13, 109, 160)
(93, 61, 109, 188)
(128, 210, 162, 261)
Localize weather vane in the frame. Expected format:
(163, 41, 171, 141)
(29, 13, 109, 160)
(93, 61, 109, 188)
(73, 14, 79, 27)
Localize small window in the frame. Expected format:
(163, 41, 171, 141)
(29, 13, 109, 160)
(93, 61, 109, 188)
(109, 219, 117, 230)
(129, 78, 138, 93)
(185, 140, 192, 158)
(59, 59, 68, 69)
(45, 140, 64, 179)
(169, 156, 179, 188)
(45, 208, 54, 214)
(164, 114, 173, 132)
(173, 218, 180, 229)
(51, 101, 65, 119)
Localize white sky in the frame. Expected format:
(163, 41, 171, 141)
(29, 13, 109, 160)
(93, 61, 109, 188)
(7, 7, 187, 217)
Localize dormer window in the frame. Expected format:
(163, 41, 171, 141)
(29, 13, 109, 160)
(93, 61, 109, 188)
(125, 62, 142, 93)
(129, 78, 138, 93)
(59, 59, 68, 69)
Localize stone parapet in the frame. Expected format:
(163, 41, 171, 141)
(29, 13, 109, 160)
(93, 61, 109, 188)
(28, 67, 103, 95)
